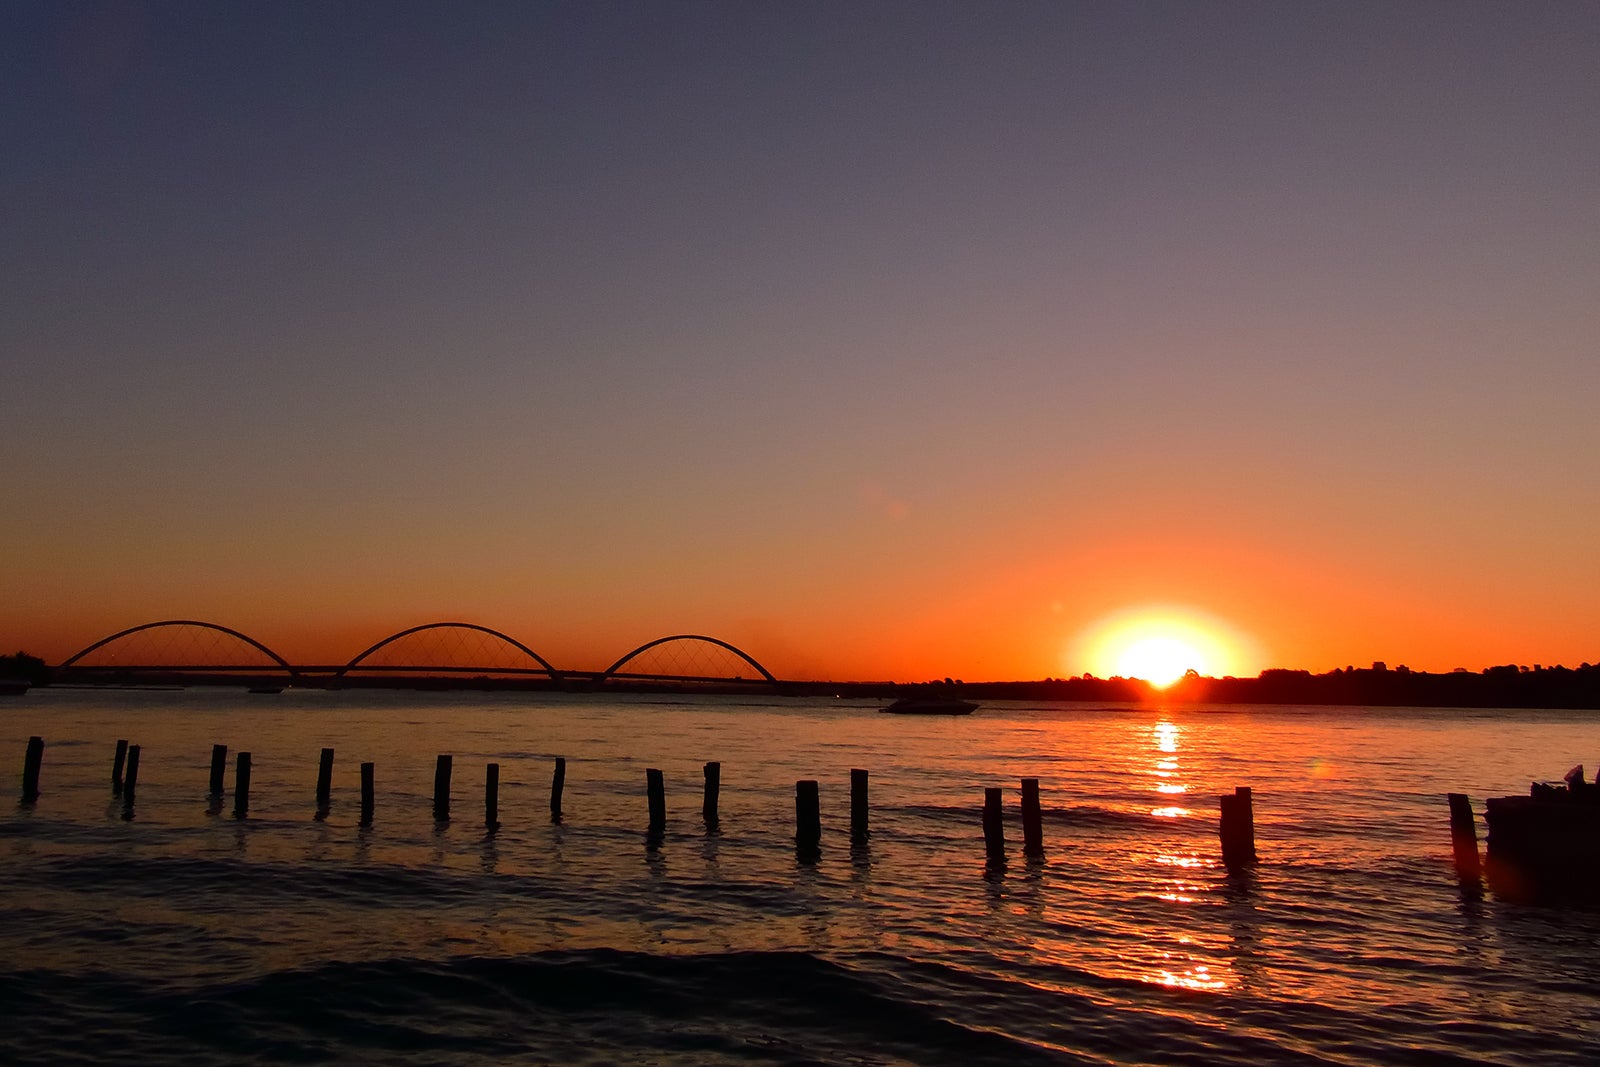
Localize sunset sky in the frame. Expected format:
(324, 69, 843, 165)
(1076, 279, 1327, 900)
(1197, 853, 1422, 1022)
(4, 2, 1598, 682)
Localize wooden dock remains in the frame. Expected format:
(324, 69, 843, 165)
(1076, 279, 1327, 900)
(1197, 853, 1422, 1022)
(234, 751, 252, 819)
(112, 739, 128, 796)
(121, 744, 141, 818)
(1021, 777, 1044, 858)
(850, 768, 869, 841)
(209, 744, 227, 796)
(359, 761, 374, 826)
(983, 786, 1005, 864)
(21, 736, 43, 803)
(703, 761, 721, 828)
(1482, 765, 1600, 902)
(1219, 786, 1257, 867)
(796, 779, 821, 856)
(485, 762, 500, 831)
(315, 748, 335, 818)
(1447, 792, 1481, 881)
(550, 757, 566, 821)
(646, 768, 666, 833)
(433, 755, 452, 822)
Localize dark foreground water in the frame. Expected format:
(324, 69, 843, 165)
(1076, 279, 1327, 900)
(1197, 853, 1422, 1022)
(3, 689, 1599, 1065)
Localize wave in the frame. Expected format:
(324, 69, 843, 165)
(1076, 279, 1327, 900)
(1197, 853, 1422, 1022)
(0, 950, 1080, 1066)
(4, 947, 1583, 1067)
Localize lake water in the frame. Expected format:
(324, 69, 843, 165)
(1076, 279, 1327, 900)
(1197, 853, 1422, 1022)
(3, 688, 1598, 1065)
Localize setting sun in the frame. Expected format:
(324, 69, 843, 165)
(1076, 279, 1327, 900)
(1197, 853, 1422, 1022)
(1070, 605, 1262, 685)
(1116, 636, 1206, 688)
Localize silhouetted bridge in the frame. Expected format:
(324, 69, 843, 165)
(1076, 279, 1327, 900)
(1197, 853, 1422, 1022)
(57, 620, 782, 688)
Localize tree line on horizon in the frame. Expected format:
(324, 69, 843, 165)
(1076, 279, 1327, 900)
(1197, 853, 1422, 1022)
(961, 660, 1600, 709)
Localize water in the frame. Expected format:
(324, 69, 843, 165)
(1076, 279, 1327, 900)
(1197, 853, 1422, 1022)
(3, 688, 1598, 1065)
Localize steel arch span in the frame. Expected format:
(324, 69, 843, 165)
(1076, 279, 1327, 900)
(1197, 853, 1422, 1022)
(336, 622, 563, 680)
(59, 620, 299, 677)
(600, 634, 778, 684)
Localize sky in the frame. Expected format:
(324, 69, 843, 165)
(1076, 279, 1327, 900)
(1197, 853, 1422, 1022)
(3, 1, 1598, 682)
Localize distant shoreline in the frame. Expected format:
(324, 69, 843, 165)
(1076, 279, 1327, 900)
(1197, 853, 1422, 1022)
(19, 663, 1600, 711)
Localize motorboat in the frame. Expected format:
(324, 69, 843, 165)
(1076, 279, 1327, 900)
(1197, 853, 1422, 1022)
(880, 696, 978, 715)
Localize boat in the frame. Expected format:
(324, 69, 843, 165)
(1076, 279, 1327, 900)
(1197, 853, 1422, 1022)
(880, 696, 978, 715)
(0, 678, 28, 696)
(1484, 763, 1600, 902)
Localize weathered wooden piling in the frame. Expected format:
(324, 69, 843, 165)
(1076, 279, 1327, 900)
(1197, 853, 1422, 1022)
(359, 762, 374, 827)
(703, 761, 721, 826)
(796, 779, 821, 852)
(1447, 792, 1481, 881)
(234, 752, 252, 819)
(646, 768, 666, 832)
(850, 768, 869, 840)
(112, 739, 129, 796)
(21, 736, 43, 803)
(433, 755, 452, 822)
(983, 787, 1006, 863)
(550, 757, 566, 821)
(1021, 777, 1044, 858)
(121, 744, 141, 816)
(1219, 786, 1257, 867)
(209, 744, 227, 795)
(485, 763, 500, 831)
(315, 748, 335, 815)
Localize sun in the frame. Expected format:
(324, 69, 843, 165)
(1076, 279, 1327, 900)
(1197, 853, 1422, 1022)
(1115, 636, 1205, 688)
(1069, 605, 1261, 688)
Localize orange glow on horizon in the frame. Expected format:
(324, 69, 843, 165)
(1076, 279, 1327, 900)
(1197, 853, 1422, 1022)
(1070, 605, 1263, 684)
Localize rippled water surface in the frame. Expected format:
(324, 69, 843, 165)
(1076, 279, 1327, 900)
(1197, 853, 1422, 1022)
(4, 689, 1599, 1064)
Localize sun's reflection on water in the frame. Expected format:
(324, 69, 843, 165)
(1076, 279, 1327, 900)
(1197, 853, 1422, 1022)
(1133, 719, 1234, 990)
(1148, 721, 1192, 818)
(1153, 961, 1228, 992)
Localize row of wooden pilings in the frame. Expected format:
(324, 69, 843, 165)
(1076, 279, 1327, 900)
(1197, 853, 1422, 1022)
(19, 736, 1264, 866)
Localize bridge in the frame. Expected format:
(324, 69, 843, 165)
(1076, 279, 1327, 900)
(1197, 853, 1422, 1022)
(56, 620, 782, 689)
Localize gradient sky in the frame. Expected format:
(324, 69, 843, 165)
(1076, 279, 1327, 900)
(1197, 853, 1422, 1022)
(4, 1, 1598, 681)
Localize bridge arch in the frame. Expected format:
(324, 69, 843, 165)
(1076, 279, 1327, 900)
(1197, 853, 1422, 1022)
(59, 620, 298, 677)
(599, 634, 778, 684)
(336, 622, 562, 680)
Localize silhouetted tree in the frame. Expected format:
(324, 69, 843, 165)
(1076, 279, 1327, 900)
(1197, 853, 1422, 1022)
(1, 652, 50, 686)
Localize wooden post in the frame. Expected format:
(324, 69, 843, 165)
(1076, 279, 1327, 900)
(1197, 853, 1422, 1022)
(1447, 792, 1481, 881)
(121, 744, 141, 816)
(702, 761, 721, 827)
(485, 762, 500, 831)
(433, 755, 452, 822)
(796, 779, 821, 853)
(550, 757, 566, 821)
(359, 762, 374, 827)
(850, 769, 869, 841)
(646, 768, 665, 832)
(209, 744, 227, 796)
(1021, 777, 1044, 858)
(233, 752, 252, 819)
(1219, 786, 1257, 867)
(112, 739, 129, 796)
(21, 736, 43, 803)
(315, 747, 334, 816)
(983, 787, 1005, 864)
